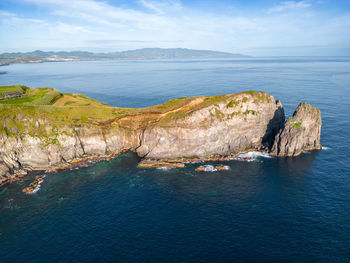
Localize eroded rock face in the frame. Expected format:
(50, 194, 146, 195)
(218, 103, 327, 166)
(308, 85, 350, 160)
(137, 93, 284, 160)
(0, 123, 140, 185)
(271, 102, 322, 156)
(0, 92, 322, 185)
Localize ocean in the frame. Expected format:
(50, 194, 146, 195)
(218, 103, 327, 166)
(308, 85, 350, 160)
(0, 57, 350, 262)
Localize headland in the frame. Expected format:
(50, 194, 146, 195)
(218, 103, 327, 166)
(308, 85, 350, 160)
(0, 85, 322, 185)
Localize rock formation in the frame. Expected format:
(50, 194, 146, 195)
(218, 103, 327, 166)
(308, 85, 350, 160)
(0, 89, 322, 185)
(271, 102, 322, 156)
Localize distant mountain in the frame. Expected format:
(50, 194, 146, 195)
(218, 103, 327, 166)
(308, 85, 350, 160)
(107, 48, 247, 59)
(0, 48, 248, 65)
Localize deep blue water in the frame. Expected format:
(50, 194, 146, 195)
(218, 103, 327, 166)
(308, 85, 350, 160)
(0, 57, 350, 262)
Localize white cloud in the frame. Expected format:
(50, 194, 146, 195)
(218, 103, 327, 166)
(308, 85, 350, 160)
(0, 10, 17, 17)
(139, 0, 182, 14)
(56, 22, 89, 34)
(139, 0, 165, 14)
(266, 1, 311, 14)
(0, 10, 48, 27)
(1, 0, 349, 55)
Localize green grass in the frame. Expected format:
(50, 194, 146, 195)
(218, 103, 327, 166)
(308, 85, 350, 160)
(64, 101, 75, 106)
(0, 86, 273, 137)
(0, 85, 27, 97)
(0, 86, 61, 105)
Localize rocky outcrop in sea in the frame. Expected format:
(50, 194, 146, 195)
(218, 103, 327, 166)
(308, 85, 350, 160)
(271, 102, 322, 156)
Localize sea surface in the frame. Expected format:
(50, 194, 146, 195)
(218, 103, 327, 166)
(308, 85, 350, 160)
(0, 57, 350, 262)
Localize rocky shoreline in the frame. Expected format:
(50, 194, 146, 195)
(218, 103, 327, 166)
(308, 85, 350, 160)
(0, 90, 322, 186)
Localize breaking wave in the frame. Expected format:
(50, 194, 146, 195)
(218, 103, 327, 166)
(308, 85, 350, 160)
(238, 152, 272, 159)
(201, 165, 217, 172)
(231, 151, 272, 162)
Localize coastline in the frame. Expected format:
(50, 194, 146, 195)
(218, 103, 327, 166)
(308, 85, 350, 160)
(0, 86, 322, 186)
(0, 146, 323, 187)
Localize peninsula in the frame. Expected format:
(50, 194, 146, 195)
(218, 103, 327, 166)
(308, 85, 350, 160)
(0, 48, 248, 66)
(0, 85, 322, 185)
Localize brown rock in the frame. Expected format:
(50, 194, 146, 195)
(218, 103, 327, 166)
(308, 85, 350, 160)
(137, 160, 185, 168)
(215, 165, 230, 171)
(271, 102, 322, 156)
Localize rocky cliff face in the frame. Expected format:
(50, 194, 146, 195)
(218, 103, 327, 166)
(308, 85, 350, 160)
(137, 93, 284, 160)
(271, 102, 322, 156)
(0, 92, 321, 185)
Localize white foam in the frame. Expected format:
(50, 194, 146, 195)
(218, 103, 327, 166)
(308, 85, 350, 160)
(223, 165, 230, 170)
(238, 151, 272, 159)
(322, 146, 330, 150)
(25, 175, 46, 194)
(203, 165, 217, 172)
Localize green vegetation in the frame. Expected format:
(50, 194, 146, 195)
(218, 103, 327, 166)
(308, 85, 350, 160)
(226, 100, 239, 108)
(0, 85, 27, 97)
(292, 122, 302, 128)
(145, 97, 190, 113)
(0, 85, 61, 105)
(0, 86, 269, 138)
(243, 110, 258, 115)
(64, 101, 74, 106)
(215, 108, 225, 121)
(288, 116, 302, 128)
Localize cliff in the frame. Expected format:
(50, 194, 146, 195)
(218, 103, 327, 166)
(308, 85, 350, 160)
(271, 102, 322, 156)
(0, 86, 321, 185)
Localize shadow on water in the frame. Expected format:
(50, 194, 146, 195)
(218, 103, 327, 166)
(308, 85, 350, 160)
(275, 150, 319, 175)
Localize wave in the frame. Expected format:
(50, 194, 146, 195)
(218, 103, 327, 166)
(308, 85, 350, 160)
(230, 151, 272, 162)
(238, 151, 272, 159)
(322, 146, 330, 150)
(202, 165, 217, 172)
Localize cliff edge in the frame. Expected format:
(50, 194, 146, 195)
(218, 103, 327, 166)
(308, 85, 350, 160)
(0, 86, 321, 185)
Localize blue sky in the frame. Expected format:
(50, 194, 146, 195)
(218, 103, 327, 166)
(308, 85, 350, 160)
(0, 0, 350, 55)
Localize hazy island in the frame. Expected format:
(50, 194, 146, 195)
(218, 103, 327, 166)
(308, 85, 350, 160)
(0, 85, 321, 186)
(0, 48, 248, 66)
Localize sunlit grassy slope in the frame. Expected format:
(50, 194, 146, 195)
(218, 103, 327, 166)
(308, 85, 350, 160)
(0, 85, 268, 137)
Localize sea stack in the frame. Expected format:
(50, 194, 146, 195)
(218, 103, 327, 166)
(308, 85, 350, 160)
(271, 102, 322, 156)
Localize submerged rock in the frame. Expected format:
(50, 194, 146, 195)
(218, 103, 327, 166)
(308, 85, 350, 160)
(196, 165, 230, 172)
(196, 165, 216, 172)
(138, 160, 185, 168)
(22, 175, 45, 194)
(271, 102, 322, 156)
(215, 165, 230, 171)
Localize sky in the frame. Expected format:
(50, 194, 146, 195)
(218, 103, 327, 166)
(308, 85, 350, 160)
(0, 0, 350, 56)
